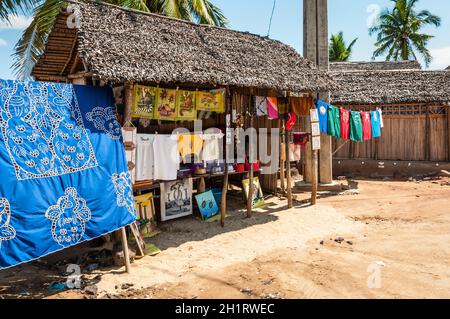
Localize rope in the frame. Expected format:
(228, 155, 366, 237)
(267, 0, 277, 37)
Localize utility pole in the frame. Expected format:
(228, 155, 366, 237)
(303, 0, 332, 205)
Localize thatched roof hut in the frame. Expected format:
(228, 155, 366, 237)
(330, 62, 450, 105)
(32, 0, 335, 94)
(330, 60, 421, 72)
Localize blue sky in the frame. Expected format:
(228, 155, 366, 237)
(1, 0, 449, 79)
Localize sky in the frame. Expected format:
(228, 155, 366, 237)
(0, 0, 450, 79)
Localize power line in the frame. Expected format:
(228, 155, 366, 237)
(267, 0, 277, 37)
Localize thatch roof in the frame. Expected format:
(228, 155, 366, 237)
(330, 70, 450, 105)
(446, 66, 450, 70)
(330, 60, 422, 72)
(32, 0, 335, 93)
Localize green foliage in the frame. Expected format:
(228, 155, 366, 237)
(369, 0, 441, 67)
(329, 31, 357, 62)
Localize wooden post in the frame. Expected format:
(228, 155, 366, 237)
(280, 121, 286, 194)
(425, 104, 430, 161)
(311, 148, 318, 206)
(124, 81, 134, 125)
(447, 105, 450, 161)
(120, 227, 131, 273)
(246, 113, 254, 218)
(221, 89, 231, 227)
(285, 129, 293, 208)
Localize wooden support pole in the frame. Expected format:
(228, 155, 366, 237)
(285, 129, 293, 208)
(124, 81, 134, 126)
(311, 148, 318, 206)
(280, 121, 286, 194)
(447, 105, 450, 162)
(246, 94, 254, 218)
(120, 227, 131, 274)
(221, 89, 231, 227)
(425, 104, 431, 161)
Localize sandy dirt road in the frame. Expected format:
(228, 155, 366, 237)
(1, 178, 449, 299)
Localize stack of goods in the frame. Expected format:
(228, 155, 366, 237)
(134, 132, 224, 182)
(133, 86, 225, 121)
(315, 99, 383, 142)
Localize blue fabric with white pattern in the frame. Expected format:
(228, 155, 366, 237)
(0, 79, 136, 269)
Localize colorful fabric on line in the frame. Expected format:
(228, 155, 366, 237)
(132, 85, 157, 119)
(255, 96, 267, 117)
(370, 110, 382, 138)
(361, 111, 372, 140)
(291, 97, 313, 116)
(176, 90, 197, 121)
(196, 90, 225, 113)
(155, 88, 177, 120)
(350, 111, 363, 142)
(377, 108, 384, 128)
(266, 97, 278, 119)
(327, 105, 341, 138)
(316, 100, 329, 134)
(339, 108, 350, 140)
(0, 79, 136, 270)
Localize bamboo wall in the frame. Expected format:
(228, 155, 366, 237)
(333, 104, 450, 162)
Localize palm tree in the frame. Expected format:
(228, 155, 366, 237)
(1, 0, 228, 80)
(329, 32, 357, 62)
(369, 0, 441, 67)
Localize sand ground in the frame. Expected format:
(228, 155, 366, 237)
(1, 178, 449, 299)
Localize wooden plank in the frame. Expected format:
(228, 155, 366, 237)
(120, 227, 131, 274)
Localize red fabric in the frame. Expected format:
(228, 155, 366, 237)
(285, 112, 297, 131)
(361, 111, 372, 140)
(293, 132, 309, 146)
(340, 108, 350, 140)
(234, 163, 245, 172)
(245, 160, 260, 171)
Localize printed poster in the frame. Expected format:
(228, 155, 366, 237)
(242, 177, 265, 209)
(195, 190, 219, 220)
(177, 90, 197, 120)
(197, 89, 225, 113)
(155, 88, 177, 121)
(160, 178, 193, 221)
(132, 85, 157, 119)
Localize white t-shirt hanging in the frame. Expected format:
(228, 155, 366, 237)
(377, 108, 384, 128)
(202, 133, 223, 164)
(153, 134, 180, 181)
(136, 134, 155, 181)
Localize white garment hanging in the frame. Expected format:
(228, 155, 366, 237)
(136, 134, 155, 181)
(202, 133, 223, 164)
(153, 134, 180, 181)
(378, 108, 384, 128)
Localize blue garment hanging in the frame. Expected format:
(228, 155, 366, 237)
(0, 79, 136, 269)
(316, 99, 329, 134)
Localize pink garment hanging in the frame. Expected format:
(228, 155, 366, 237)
(266, 97, 278, 119)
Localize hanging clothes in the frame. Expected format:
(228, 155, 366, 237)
(316, 100, 329, 134)
(153, 135, 180, 181)
(370, 110, 382, 138)
(350, 111, 363, 142)
(377, 107, 384, 128)
(291, 97, 313, 116)
(178, 134, 203, 163)
(339, 108, 350, 140)
(136, 134, 155, 181)
(255, 96, 267, 117)
(266, 97, 278, 119)
(361, 111, 372, 140)
(202, 133, 223, 164)
(327, 105, 341, 138)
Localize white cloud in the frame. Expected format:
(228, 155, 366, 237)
(0, 14, 32, 30)
(429, 46, 450, 70)
(0, 38, 7, 46)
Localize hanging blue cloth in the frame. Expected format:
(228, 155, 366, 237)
(370, 110, 382, 138)
(0, 79, 136, 269)
(316, 99, 329, 134)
